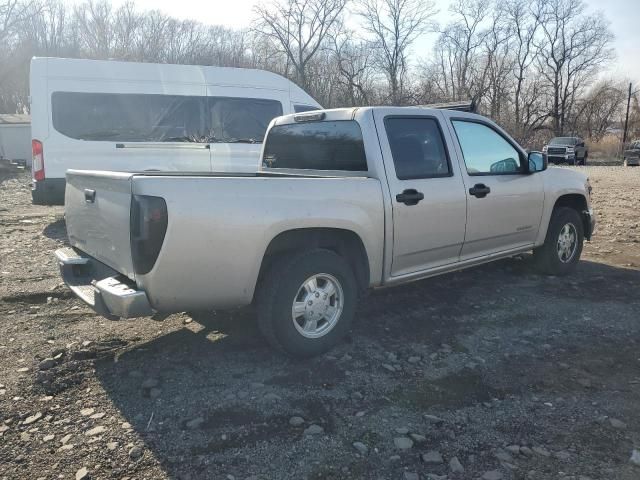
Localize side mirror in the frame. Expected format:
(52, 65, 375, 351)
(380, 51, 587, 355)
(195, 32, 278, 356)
(528, 151, 547, 173)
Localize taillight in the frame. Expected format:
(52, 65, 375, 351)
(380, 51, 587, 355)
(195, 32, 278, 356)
(130, 195, 168, 275)
(32, 140, 45, 181)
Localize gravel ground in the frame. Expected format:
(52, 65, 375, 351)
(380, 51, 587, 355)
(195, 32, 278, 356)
(1, 166, 639, 480)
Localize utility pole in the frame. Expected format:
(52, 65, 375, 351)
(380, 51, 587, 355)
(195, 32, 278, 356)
(623, 82, 632, 147)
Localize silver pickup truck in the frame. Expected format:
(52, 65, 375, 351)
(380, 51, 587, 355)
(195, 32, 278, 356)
(55, 106, 595, 356)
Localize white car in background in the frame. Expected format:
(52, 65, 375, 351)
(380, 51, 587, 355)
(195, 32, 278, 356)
(29, 57, 321, 205)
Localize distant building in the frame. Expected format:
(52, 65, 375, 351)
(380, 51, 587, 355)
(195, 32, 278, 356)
(0, 114, 31, 167)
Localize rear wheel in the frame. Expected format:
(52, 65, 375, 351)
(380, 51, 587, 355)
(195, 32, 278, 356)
(256, 249, 357, 357)
(534, 207, 584, 275)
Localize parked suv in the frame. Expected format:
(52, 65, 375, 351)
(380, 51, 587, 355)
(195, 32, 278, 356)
(543, 137, 588, 165)
(623, 140, 640, 167)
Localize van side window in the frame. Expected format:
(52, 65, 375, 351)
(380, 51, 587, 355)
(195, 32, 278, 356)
(208, 97, 282, 143)
(51, 92, 282, 143)
(294, 104, 319, 113)
(384, 117, 451, 179)
(262, 120, 367, 171)
(452, 120, 523, 175)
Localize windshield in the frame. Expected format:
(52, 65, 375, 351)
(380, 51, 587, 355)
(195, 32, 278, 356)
(549, 137, 577, 146)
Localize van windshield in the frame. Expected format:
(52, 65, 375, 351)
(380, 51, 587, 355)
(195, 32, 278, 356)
(51, 92, 282, 143)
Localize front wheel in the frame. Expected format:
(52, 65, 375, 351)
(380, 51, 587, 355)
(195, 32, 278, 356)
(533, 207, 584, 275)
(256, 249, 357, 357)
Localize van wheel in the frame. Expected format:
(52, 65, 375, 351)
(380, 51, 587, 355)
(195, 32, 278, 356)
(256, 249, 357, 357)
(533, 207, 584, 275)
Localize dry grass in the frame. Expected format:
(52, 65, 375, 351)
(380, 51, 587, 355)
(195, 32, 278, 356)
(586, 134, 624, 162)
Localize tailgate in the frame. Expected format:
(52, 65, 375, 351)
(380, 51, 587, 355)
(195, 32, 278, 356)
(65, 170, 136, 280)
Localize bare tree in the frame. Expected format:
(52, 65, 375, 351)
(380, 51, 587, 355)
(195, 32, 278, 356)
(571, 79, 626, 141)
(0, 0, 623, 133)
(331, 33, 374, 106)
(534, 0, 614, 135)
(73, 0, 116, 58)
(356, 0, 437, 104)
(428, 0, 490, 103)
(481, 5, 514, 120)
(253, 0, 346, 91)
(502, 0, 546, 141)
(0, 0, 33, 42)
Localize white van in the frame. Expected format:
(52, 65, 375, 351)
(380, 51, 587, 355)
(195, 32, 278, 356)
(29, 57, 321, 205)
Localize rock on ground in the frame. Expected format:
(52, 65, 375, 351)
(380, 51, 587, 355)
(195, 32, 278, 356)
(482, 470, 503, 480)
(394, 437, 414, 450)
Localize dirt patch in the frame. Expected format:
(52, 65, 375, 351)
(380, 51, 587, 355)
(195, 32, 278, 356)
(1, 167, 640, 480)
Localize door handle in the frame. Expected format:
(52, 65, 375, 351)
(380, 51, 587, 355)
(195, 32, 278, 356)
(396, 189, 424, 206)
(84, 189, 96, 203)
(469, 183, 491, 198)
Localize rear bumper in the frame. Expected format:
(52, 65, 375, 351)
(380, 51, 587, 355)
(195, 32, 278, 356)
(583, 208, 596, 240)
(32, 178, 66, 205)
(55, 247, 153, 319)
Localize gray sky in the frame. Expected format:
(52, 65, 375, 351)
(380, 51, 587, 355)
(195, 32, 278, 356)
(109, 0, 640, 85)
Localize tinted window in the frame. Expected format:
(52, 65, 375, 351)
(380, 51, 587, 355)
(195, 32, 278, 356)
(208, 97, 282, 142)
(51, 92, 282, 143)
(452, 121, 522, 175)
(550, 137, 577, 145)
(262, 121, 367, 171)
(294, 104, 320, 113)
(385, 117, 450, 179)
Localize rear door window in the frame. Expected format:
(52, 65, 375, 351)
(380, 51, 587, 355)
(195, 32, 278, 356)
(262, 120, 367, 171)
(51, 92, 282, 143)
(384, 117, 451, 179)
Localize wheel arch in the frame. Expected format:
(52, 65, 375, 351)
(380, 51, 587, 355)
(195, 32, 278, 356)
(543, 192, 591, 240)
(254, 228, 371, 302)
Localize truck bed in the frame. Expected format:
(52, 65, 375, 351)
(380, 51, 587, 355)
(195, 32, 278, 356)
(64, 169, 385, 314)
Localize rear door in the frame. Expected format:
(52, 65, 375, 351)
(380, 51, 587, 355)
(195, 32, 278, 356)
(205, 87, 287, 172)
(373, 110, 467, 276)
(65, 171, 135, 279)
(445, 114, 544, 260)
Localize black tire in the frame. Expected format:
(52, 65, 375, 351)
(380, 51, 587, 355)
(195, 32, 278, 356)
(255, 249, 357, 357)
(533, 207, 584, 275)
(579, 152, 587, 166)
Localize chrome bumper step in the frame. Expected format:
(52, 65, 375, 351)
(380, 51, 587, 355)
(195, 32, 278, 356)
(55, 247, 153, 319)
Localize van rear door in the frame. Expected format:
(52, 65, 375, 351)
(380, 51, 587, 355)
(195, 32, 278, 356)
(65, 170, 136, 280)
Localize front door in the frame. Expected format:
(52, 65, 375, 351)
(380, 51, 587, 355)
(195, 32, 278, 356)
(374, 111, 468, 277)
(446, 117, 545, 260)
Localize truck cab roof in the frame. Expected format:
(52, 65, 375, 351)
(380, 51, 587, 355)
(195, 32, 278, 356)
(271, 105, 484, 127)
